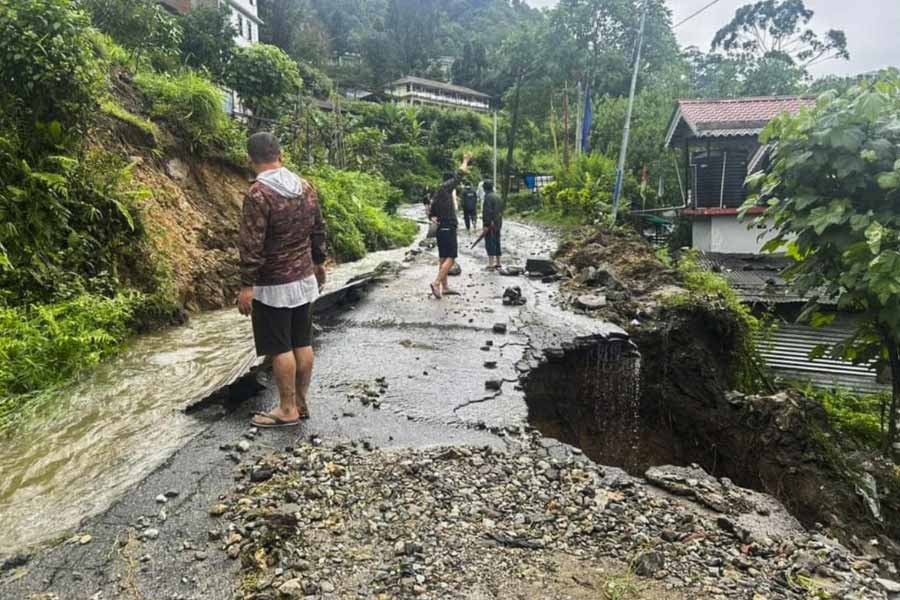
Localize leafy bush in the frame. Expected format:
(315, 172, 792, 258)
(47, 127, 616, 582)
(538, 154, 640, 223)
(134, 69, 244, 154)
(306, 166, 416, 261)
(81, 0, 183, 70)
(0, 0, 103, 134)
(0, 123, 152, 305)
(797, 386, 886, 450)
(180, 6, 236, 82)
(226, 44, 302, 120)
(0, 291, 153, 431)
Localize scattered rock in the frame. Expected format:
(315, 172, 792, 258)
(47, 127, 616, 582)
(78, 535, 92, 545)
(155, 494, 167, 504)
(525, 257, 558, 276)
(485, 380, 502, 391)
(278, 578, 305, 598)
(249, 468, 274, 483)
(449, 263, 462, 276)
(633, 550, 665, 577)
(209, 504, 227, 517)
(502, 286, 526, 306)
(575, 294, 607, 309)
(492, 323, 508, 334)
(164, 158, 189, 182)
(236, 440, 251, 453)
(142, 528, 159, 541)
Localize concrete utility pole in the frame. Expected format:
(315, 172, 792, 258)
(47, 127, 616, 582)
(493, 110, 498, 184)
(611, 2, 648, 222)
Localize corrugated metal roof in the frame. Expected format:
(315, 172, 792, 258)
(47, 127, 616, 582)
(759, 323, 887, 395)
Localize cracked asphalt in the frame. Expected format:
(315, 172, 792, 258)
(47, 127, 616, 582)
(1, 216, 621, 599)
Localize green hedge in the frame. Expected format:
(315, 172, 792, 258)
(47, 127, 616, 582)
(306, 166, 417, 262)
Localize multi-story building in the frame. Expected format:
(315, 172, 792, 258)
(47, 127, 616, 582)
(159, 0, 260, 47)
(386, 76, 491, 113)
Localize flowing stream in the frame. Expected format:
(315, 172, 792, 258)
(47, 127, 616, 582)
(0, 237, 420, 555)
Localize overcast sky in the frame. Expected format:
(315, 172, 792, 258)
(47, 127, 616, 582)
(525, 0, 900, 78)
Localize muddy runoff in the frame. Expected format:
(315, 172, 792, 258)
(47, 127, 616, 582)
(522, 241, 900, 566)
(0, 243, 415, 555)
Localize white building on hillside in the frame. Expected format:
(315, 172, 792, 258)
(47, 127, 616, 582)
(386, 77, 491, 113)
(159, 0, 260, 47)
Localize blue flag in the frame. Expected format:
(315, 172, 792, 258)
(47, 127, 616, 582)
(581, 83, 592, 154)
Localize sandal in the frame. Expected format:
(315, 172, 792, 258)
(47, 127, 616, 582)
(430, 282, 442, 299)
(443, 289, 461, 296)
(251, 412, 301, 429)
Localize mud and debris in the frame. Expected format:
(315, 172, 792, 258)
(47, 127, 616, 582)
(218, 435, 890, 599)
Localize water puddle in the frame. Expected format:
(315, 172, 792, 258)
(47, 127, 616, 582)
(0, 239, 417, 554)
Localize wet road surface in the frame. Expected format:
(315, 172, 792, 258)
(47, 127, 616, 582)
(2, 213, 616, 599)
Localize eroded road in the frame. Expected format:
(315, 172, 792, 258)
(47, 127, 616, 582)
(1, 215, 605, 599)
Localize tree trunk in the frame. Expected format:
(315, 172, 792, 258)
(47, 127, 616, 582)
(502, 73, 523, 200)
(886, 338, 900, 455)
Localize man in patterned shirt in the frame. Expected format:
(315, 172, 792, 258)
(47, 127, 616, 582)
(238, 132, 327, 428)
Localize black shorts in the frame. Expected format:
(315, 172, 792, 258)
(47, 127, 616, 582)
(250, 300, 313, 357)
(436, 227, 458, 259)
(485, 228, 502, 257)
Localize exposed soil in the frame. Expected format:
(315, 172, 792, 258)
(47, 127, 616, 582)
(533, 226, 900, 570)
(553, 227, 681, 325)
(95, 73, 251, 312)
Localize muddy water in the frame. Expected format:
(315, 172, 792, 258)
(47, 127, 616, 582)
(0, 236, 420, 555)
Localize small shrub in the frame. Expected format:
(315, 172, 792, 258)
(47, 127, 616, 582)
(798, 386, 887, 450)
(101, 99, 160, 144)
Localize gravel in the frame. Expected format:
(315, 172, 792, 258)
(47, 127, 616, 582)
(211, 433, 891, 600)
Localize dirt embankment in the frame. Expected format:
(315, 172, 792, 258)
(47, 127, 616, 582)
(553, 227, 681, 325)
(96, 76, 250, 312)
(539, 226, 900, 567)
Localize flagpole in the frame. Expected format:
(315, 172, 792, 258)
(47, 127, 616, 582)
(575, 80, 582, 157)
(492, 109, 498, 184)
(611, 2, 648, 222)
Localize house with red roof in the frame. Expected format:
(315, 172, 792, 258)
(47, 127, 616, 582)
(664, 95, 816, 254)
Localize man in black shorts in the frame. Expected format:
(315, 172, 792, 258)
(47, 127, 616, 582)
(238, 132, 328, 428)
(428, 154, 471, 298)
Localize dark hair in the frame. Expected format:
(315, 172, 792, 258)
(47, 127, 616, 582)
(483, 180, 494, 193)
(247, 132, 281, 164)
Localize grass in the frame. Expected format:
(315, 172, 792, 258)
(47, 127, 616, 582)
(100, 99, 160, 144)
(666, 249, 770, 393)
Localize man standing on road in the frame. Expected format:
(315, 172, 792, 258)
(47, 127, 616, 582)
(461, 183, 478, 233)
(481, 180, 504, 271)
(429, 154, 471, 299)
(238, 132, 327, 428)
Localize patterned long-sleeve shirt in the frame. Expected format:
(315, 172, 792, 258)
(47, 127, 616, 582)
(239, 179, 327, 287)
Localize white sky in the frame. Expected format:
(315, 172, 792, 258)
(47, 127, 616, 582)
(525, 0, 900, 77)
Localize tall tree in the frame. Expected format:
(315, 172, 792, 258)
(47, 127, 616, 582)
(712, 0, 849, 68)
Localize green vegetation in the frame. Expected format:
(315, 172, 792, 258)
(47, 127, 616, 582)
(133, 69, 243, 154)
(226, 44, 303, 121)
(668, 250, 769, 393)
(745, 75, 900, 452)
(307, 166, 417, 262)
(100, 99, 160, 143)
(795, 386, 886, 450)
